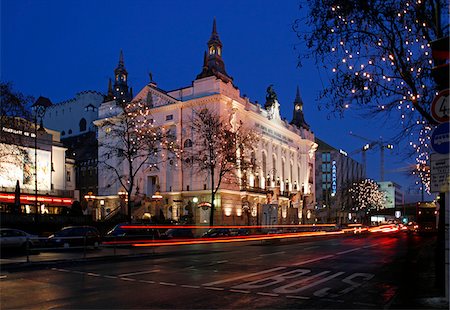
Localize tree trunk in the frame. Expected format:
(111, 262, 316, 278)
(210, 168, 215, 226)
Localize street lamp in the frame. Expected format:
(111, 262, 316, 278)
(84, 192, 96, 220)
(32, 99, 47, 222)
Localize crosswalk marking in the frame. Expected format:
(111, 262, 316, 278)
(202, 266, 286, 286)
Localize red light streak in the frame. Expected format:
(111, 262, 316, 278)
(0, 193, 73, 206)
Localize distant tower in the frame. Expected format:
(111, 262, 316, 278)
(196, 18, 233, 84)
(290, 86, 310, 130)
(105, 50, 132, 103)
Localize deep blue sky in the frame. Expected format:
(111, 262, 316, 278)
(1, 0, 428, 201)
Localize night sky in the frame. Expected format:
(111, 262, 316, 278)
(1, 0, 428, 201)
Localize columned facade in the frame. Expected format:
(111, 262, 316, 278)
(96, 20, 317, 225)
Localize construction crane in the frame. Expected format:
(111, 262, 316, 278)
(349, 132, 394, 182)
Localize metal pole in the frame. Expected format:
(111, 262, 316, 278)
(34, 111, 39, 223)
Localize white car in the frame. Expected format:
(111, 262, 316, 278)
(0, 228, 39, 251)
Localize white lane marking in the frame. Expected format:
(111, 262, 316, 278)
(286, 295, 310, 300)
(216, 260, 229, 264)
(139, 280, 155, 284)
(363, 244, 378, 248)
(202, 266, 287, 286)
(259, 251, 285, 257)
(273, 271, 345, 294)
(87, 273, 101, 277)
(303, 246, 319, 250)
(0, 275, 7, 279)
(229, 289, 250, 294)
(118, 269, 160, 277)
(159, 282, 177, 286)
(257, 292, 279, 297)
(120, 277, 137, 281)
(102, 275, 117, 279)
(336, 247, 361, 255)
(205, 287, 224, 291)
(181, 285, 200, 289)
(294, 255, 335, 265)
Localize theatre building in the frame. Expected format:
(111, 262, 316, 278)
(96, 20, 317, 225)
(0, 113, 75, 215)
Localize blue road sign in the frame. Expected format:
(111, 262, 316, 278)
(431, 122, 450, 154)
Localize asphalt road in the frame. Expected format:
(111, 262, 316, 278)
(0, 232, 440, 309)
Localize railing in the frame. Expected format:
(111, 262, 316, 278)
(103, 205, 122, 221)
(240, 186, 268, 194)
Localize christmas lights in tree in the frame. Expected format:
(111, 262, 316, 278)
(296, 0, 447, 192)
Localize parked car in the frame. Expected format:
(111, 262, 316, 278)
(202, 228, 231, 238)
(104, 223, 161, 244)
(47, 226, 101, 248)
(161, 228, 194, 239)
(0, 228, 40, 252)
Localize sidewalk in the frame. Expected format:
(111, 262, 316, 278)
(390, 235, 449, 309)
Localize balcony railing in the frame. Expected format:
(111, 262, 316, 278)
(240, 186, 268, 194)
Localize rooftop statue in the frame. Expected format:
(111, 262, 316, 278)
(266, 84, 278, 103)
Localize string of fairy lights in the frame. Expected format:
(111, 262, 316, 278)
(319, 0, 438, 194)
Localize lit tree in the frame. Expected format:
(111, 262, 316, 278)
(0, 82, 33, 179)
(295, 0, 448, 190)
(349, 179, 385, 212)
(185, 108, 259, 226)
(96, 99, 178, 222)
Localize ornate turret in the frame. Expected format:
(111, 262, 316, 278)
(290, 86, 309, 130)
(196, 18, 233, 83)
(106, 50, 132, 103)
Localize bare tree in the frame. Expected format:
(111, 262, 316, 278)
(295, 0, 447, 124)
(0, 82, 34, 181)
(96, 99, 178, 222)
(295, 0, 448, 192)
(185, 108, 260, 226)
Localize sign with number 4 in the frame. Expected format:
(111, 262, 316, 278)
(431, 89, 449, 123)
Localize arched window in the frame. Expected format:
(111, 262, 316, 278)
(262, 151, 267, 178)
(184, 139, 193, 148)
(61, 131, 65, 136)
(79, 118, 87, 132)
(68, 129, 72, 134)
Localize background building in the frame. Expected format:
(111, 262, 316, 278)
(314, 138, 365, 224)
(377, 181, 404, 209)
(42, 52, 132, 203)
(0, 116, 75, 214)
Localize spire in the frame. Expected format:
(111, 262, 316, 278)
(119, 49, 124, 67)
(104, 78, 114, 102)
(111, 50, 131, 104)
(290, 86, 309, 129)
(212, 17, 217, 35)
(196, 18, 233, 84)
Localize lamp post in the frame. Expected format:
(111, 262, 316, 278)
(32, 101, 46, 223)
(117, 189, 127, 220)
(84, 192, 96, 220)
(152, 190, 163, 223)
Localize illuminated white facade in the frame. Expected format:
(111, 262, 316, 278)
(0, 119, 75, 213)
(96, 20, 317, 224)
